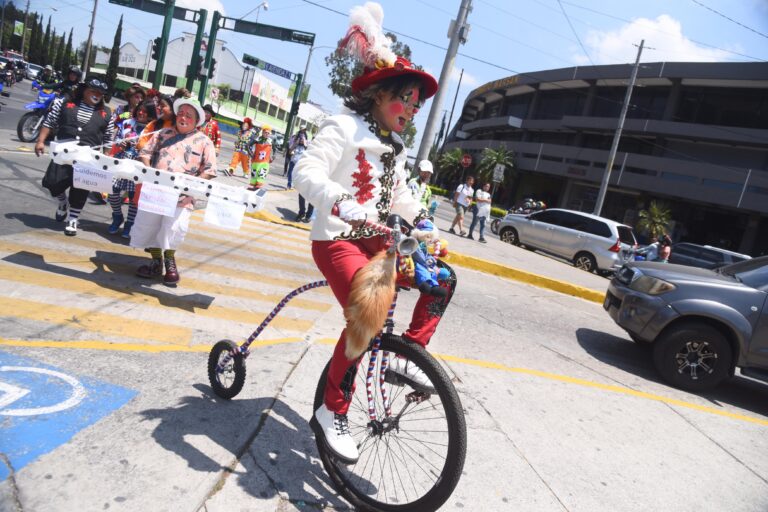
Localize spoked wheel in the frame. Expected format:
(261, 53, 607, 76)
(312, 334, 466, 512)
(207, 339, 246, 399)
(490, 218, 500, 235)
(17, 112, 43, 142)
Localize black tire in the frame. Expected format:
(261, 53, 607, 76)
(17, 111, 43, 142)
(490, 218, 500, 235)
(312, 334, 466, 512)
(573, 252, 597, 273)
(653, 322, 732, 392)
(207, 339, 246, 399)
(499, 226, 519, 245)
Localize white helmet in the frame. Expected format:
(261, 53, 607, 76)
(418, 160, 433, 174)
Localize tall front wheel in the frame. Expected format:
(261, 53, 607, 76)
(17, 112, 43, 142)
(490, 218, 500, 235)
(207, 339, 246, 399)
(312, 334, 466, 512)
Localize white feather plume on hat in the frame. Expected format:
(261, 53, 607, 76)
(339, 2, 396, 70)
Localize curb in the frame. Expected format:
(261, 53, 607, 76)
(247, 210, 605, 304)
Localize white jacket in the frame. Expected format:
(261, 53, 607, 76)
(294, 109, 427, 241)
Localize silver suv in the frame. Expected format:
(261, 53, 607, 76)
(669, 242, 751, 269)
(498, 208, 637, 273)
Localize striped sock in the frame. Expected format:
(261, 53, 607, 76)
(108, 193, 123, 214)
(148, 248, 162, 259)
(68, 207, 82, 221)
(57, 193, 67, 205)
(127, 204, 138, 224)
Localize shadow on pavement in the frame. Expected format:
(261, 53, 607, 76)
(2, 250, 216, 312)
(576, 327, 768, 418)
(4, 211, 116, 242)
(139, 384, 349, 510)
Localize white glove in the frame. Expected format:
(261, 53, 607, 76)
(336, 200, 367, 224)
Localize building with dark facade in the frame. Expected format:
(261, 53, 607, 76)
(442, 62, 768, 255)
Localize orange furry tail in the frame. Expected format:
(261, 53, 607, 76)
(344, 249, 396, 360)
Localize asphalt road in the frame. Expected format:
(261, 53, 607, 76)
(0, 83, 767, 512)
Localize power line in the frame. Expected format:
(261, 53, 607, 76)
(689, 0, 768, 40)
(556, 0, 596, 66)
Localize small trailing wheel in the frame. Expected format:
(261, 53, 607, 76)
(490, 217, 501, 235)
(653, 322, 732, 392)
(207, 339, 246, 399)
(574, 252, 597, 273)
(499, 227, 519, 245)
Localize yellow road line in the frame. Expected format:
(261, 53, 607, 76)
(434, 353, 768, 427)
(188, 222, 310, 253)
(444, 252, 605, 304)
(0, 297, 191, 345)
(190, 214, 310, 244)
(0, 262, 315, 331)
(1, 333, 761, 427)
(0, 337, 304, 353)
(21, 231, 308, 289)
(184, 231, 313, 266)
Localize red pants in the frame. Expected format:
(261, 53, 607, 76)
(312, 238, 447, 414)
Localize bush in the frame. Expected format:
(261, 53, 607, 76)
(429, 185, 449, 197)
(491, 206, 507, 218)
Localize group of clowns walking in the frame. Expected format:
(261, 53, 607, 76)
(36, 1, 452, 465)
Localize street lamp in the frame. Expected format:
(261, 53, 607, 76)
(239, 1, 268, 23)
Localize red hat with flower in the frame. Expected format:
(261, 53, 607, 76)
(340, 2, 438, 98)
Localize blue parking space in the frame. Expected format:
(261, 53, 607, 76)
(0, 351, 136, 480)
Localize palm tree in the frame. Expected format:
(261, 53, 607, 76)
(477, 145, 515, 186)
(437, 148, 464, 185)
(637, 201, 672, 238)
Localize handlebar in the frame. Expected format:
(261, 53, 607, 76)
(331, 205, 419, 256)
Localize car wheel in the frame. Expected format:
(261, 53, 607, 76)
(499, 227, 519, 246)
(653, 322, 732, 392)
(573, 252, 597, 273)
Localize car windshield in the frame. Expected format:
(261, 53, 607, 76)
(719, 256, 768, 288)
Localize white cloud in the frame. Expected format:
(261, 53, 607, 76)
(176, 0, 226, 17)
(575, 14, 738, 65)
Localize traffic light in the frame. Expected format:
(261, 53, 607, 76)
(151, 37, 162, 60)
(208, 58, 217, 79)
(195, 55, 205, 80)
(290, 101, 300, 117)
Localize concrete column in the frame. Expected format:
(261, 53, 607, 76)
(738, 214, 761, 255)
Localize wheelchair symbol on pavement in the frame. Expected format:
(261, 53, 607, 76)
(0, 365, 86, 417)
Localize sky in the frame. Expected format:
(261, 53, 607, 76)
(31, 0, 768, 146)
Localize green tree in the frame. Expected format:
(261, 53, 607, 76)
(325, 33, 420, 148)
(27, 14, 39, 63)
(54, 33, 65, 72)
(477, 145, 516, 188)
(62, 29, 73, 72)
(41, 17, 51, 67)
(105, 16, 122, 97)
(437, 148, 465, 185)
(212, 83, 231, 113)
(637, 201, 672, 239)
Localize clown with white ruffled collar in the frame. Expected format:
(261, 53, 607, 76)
(294, 1, 455, 465)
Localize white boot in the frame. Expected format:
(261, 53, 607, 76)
(386, 356, 435, 393)
(313, 404, 359, 464)
(64, 218, 78, 236)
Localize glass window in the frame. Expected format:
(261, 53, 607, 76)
(617, 226, 637, 245)
(579, 218, 612, 238)
(530, 210, 561, 225)
(699, 248, 725, 264)
(673, 243, 701, 258)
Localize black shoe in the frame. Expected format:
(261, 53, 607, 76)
(479, 238, 487, 243)
(466, 234, 474, 240)
(295, 213, 305, 222)
(448, 228, 456, 235)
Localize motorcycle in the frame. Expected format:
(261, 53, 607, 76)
(17, 80, 56, 142)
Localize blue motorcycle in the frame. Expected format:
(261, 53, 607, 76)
(17, 80, 56, 142)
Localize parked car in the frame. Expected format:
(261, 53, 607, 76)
(498, 208, 637, 273)
(25, 63, 42, 81)
(669, 242, 751, 269)
(272, 131, 285, 150)
(604, 257, 768, 391)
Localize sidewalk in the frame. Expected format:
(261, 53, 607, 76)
(218, 156, 609, 304)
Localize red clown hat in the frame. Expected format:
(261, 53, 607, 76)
(340, 2, 438, 99)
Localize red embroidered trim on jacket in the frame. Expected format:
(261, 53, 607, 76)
(352, 149, 375, 204)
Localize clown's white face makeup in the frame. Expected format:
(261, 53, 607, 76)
(176, 104, 198, 134)
(83, 88, 103, 107)
(371, 85, 422, 133)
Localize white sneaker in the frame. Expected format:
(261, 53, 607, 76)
(64, 219, 78, 236)
(313, 404, 359, 464)
(386, 356, 435, 393)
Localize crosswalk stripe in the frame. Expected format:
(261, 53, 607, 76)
(0, 262, 316, 332)
(184, 231, 313, 267)
(20, 231, 310, 289)
(190, 211, 310, 244)
(0, 296, 192, 345)
(0, 337, 306, 353)
(191, 217, 310, 248)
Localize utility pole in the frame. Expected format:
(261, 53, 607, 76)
(593, 39, 644, 217)
(19, 0, 29, 56)
(82, 0, 99, 75)
(415, 0, 472, 167)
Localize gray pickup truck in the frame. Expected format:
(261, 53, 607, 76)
(604, 257, 768, 391)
